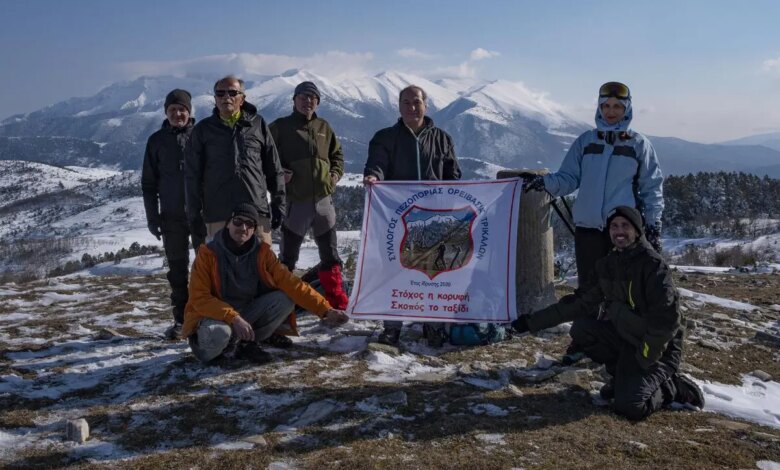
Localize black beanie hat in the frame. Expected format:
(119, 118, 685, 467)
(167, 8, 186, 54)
(294, 81, 320, 103)
(164, 89, 192, 113)
(229, 202, 260, 226)
(607, 206, 643, 235)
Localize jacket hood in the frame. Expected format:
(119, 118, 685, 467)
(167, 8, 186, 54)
(595, 97, 633, 132)
(213, 226, 259, 258)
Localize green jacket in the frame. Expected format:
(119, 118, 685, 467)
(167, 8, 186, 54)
(269, 111, 344, 203)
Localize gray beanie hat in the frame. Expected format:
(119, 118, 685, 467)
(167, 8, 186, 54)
(164, 89, 192, 113)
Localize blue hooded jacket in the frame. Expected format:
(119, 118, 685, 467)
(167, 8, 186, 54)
(542, 97, 663, 229)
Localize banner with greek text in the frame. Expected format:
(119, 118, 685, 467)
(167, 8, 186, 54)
(348, 179, 521, 322)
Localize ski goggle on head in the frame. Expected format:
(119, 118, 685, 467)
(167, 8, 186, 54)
(599, 82, 631, 100)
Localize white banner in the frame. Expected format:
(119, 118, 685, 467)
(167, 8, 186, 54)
(347, 179, 521, 323)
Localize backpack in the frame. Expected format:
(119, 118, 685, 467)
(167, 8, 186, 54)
(448, 323, 509, 346)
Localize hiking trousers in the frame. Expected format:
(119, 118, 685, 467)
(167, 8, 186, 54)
(188, 290, 294, 363)
(570, 317, 682, 421)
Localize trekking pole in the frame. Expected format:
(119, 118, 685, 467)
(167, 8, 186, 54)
(546, 192, 575, 236)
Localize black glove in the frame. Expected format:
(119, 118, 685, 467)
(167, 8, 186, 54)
(188, 216, 207, 245)
(191, 234, 205, 252)
(645, 223, 662, 253)
(520, 173, 545, 193)
(147, 220, 162, 240)
(511, 315, 530, 334)
(271, 204, 284, 230)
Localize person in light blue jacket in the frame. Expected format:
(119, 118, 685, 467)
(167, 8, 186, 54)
(522, 81, 664, 363)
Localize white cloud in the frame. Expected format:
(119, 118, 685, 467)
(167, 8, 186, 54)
(118, 51, 375, 80)
(470, 48, 500, 61)
(430, 61, 476, 79)
(396, 48, 436, 60)
(762, 57, 780, 75)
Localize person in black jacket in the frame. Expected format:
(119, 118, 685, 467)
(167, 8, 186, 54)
(142, 89, 196, 340)
(364, 85, 461, 347)
(512, 206, 704, 421)
(185, 75, 286, 248)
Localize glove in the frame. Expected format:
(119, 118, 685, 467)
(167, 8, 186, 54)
(520, 173, 545, 193)
(635, 335, 666, 370)
(188, 216, 207, 245)
(147, 221, 162, 240)
(511, 315, 530, 334)
(191, 234, 205, 252)
(645, 223, 662, 253)
(271, 203, 284, 230)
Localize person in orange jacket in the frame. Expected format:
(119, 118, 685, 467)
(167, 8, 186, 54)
(183, 203, 348, 363)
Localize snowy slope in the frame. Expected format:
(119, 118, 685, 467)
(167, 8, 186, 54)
(0, 161, 119, 208)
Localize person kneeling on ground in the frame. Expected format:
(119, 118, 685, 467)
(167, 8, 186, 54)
(511, 206, 704, 421)
(182, 203, 349, 363)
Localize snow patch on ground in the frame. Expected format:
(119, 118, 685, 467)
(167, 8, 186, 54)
(678, 288, 759, 312)
(696, 375, 780, 429)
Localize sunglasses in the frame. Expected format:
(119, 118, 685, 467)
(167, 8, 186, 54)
(215, 89, 243, 98)
(599, 82, 631, 100)
(231, 217, 256, 229)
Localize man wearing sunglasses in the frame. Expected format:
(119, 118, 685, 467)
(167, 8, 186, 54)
(183, 203, 349, 364)
(185, 75, 286, 249)
(521, 81, 664, 365)
(142, 89, 197, 340)
(269, 81, 349, 311)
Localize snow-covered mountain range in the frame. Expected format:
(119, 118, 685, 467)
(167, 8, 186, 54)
(0, 70, 584, 175)
(3, 69, 780, 177)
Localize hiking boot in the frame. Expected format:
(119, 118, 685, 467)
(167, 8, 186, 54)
(263, 334, 293, 349)
(378, 327, 401, 346)
(561, 341, 585, 366)
(599, 379, 615, 401)
(673, 374, 705, 408)
(237, 342, 273, 364)
(164, 322, 183, 340)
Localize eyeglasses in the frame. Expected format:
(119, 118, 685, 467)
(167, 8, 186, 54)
(231, 217, 256, 229)
(296, 93, 318, 102)
(215, 89, 243, 98)
(599, 82, 631, 100)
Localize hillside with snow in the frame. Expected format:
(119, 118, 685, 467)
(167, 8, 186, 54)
(0, 259, 778, 468)
(4, 69, 778, 176)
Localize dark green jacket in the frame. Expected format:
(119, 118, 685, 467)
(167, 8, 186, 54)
(527, 239, 681, 366)
(269, 111, 344, 203)
(185, 102, 285, 224)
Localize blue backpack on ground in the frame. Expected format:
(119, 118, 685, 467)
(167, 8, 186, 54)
(449, 323, 509, 346)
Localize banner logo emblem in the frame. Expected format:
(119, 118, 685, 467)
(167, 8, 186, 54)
(400, 205, 477, 279)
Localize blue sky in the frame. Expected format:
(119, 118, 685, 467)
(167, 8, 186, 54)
(2, 0, 780, 142)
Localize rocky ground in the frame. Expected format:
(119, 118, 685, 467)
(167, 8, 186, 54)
(0, 261, 779, 469)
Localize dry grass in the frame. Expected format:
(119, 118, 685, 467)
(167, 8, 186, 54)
(1, 271, 779, 469)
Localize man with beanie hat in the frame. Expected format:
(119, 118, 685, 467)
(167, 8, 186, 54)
(511, 206, 704, 421)
(185, 75, 286, 248)
(269, 81, 349, 310)
(520, 81, 664, 365)
(142, 88, 197, 340)
(183, 202, 349, 364)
